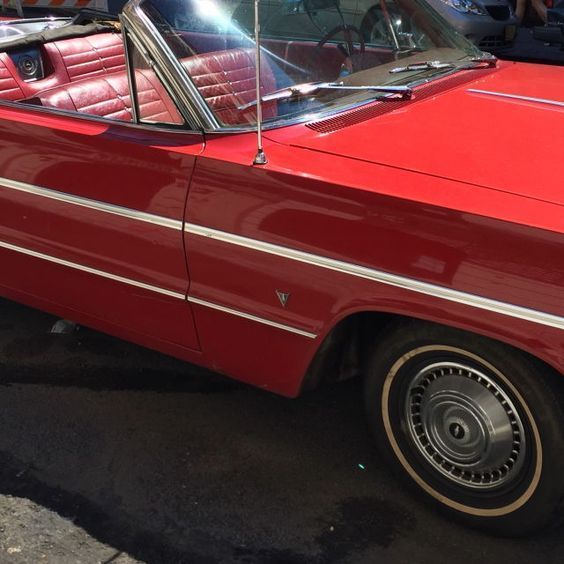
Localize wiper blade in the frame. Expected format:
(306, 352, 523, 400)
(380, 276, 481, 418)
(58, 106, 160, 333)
(238, 81, 412, 111)
(389, 56, 497, 74)
(389, 60, 455, 73)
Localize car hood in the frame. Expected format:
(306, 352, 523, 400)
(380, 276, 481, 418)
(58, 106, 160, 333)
(267, 62, 564, 206)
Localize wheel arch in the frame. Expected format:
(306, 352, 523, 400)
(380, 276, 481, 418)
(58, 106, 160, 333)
(300, 309, 564, 393)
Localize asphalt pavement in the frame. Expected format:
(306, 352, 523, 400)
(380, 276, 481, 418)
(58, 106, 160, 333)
(1, 296, 564, 563)
(2, 27, 564, 564)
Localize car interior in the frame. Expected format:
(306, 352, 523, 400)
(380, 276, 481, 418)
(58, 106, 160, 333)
(0, 0, 423, 126)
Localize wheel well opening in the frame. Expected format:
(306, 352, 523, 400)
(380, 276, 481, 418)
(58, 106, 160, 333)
(301, 312, 564, 394)
(301, 311, 400, 392)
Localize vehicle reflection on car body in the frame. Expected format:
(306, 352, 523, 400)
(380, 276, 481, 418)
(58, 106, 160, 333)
(0, 0, 562, 540)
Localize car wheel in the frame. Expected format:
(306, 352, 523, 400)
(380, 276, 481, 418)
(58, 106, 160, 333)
(364, 320, 564, 535)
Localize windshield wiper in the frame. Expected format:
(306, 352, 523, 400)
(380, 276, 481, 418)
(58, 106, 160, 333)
(389, 56, 497, 74)
(238, 81, 412, 111)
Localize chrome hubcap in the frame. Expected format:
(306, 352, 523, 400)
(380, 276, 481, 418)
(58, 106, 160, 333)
(405, 362, 526, 490)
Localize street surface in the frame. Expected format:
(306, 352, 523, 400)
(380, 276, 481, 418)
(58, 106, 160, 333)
(1, 298, 564, 563)
(1, 24, 564, 564)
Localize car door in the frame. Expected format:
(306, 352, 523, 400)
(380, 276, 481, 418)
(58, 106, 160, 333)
(0, 79, 204, 352)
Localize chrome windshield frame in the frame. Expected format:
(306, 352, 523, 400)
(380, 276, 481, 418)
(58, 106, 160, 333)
(122, 0, 219, 131)
(119, 0, 487, 134)
(121, 23, 140, 125)
(123, 0, 406, 133)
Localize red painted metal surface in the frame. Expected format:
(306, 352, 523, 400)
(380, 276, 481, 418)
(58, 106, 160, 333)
(268, 61, 564, 216)
(0, 103, 204, 351)
(0, 52, 562, 398)
(184, 95, 564, 394)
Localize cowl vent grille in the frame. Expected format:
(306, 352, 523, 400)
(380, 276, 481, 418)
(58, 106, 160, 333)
(305, 68, 498, 134)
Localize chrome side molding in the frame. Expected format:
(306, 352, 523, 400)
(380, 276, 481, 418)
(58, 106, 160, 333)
(0, 237, 317, 339)
(188, 296, 317, 339)
(0, 177, 183, 231)
(468, 89, 564, 109)
(185, 223, 564, 331)
(0, 238, 186, 299)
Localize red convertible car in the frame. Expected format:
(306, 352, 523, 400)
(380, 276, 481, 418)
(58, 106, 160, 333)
(0, 0, 562, 536)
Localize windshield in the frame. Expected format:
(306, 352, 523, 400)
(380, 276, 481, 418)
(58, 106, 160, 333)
(138, 0, 482, 127)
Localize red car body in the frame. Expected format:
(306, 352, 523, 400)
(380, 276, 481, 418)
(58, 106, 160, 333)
(0, 0, 563, 533)
(0, 58, 562, 396)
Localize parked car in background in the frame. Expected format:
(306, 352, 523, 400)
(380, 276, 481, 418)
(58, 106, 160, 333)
(3, 0, 518, 50)
(534, 0, 564, 45)
(0, 0, 562, 538)
(425, 0, 519, 48)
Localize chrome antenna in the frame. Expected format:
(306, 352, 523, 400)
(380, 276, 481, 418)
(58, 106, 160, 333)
(253, 0, 267, 165)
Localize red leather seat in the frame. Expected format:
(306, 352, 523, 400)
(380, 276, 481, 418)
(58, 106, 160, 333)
(135, 69, 184, 123)
(24, 47, 276, 126)
(0, 56, 23, 101)
(29, 69, 183, 124)
(0, 33, 126, 102)
(44, 33, 126, 83)
(32, 72, 133, 121)
(182, 48, 278, 125)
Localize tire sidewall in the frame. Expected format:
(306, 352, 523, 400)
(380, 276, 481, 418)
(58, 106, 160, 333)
(364, 321, 564, 535)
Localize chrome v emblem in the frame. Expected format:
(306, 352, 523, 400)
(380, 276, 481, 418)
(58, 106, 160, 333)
(276, 290, 290, 307)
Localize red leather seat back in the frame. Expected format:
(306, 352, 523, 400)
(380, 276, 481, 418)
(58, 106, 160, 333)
(0, 55, 23, 101)
(33, 72, 133, 121)
(135, 69, 183, 124)
(30, 69, 183, 124)
(182, 48, 277, 125)
(20, 45, 275, 126)
(0, 33, 125, 102)
(44, 33, 126, 83)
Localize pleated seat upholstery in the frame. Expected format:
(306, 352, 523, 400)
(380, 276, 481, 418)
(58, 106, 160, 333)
(28, 68, 183, 124)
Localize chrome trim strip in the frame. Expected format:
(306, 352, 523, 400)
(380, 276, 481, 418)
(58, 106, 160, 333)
(0, 176, 183, 231)
(186, 223, 564, 331)
(0, 239, 185, 300)
(121, 23, 140, 125)
(122, 1, 219, 130)
(0, 17, 71, 25)
(188, 296, 317, 339)
(468, 89, 564, 109)
(0, 96, 195, 134)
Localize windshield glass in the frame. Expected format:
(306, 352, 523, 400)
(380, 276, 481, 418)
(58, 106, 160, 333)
(138, 0, 482, 127)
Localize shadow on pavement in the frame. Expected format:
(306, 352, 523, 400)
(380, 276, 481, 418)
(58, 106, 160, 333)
(0, 299, 564, 563)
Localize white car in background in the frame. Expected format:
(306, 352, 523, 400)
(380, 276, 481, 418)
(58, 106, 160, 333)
(144, 0, 520, 51)
(270, 0, 519, 51)
(1, 0, 518, 54)
(418, 0, 519, 49)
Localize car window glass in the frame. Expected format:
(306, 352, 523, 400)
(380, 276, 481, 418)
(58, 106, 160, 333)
(9, 28, 186, 128)
(128, 36, 186, 126)
(139, 0, 482, 127)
